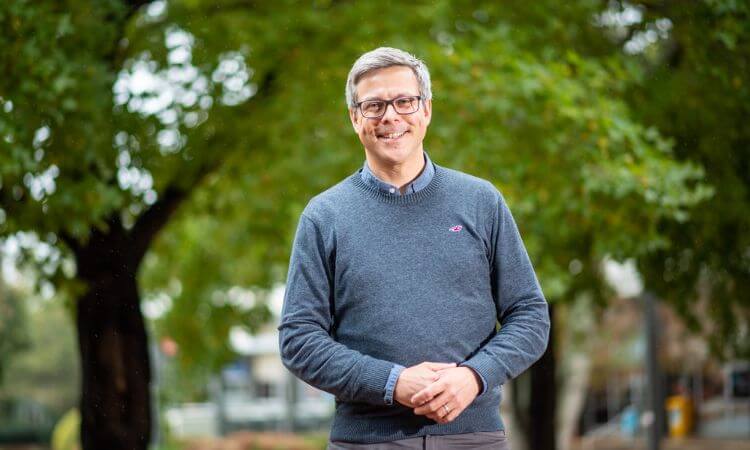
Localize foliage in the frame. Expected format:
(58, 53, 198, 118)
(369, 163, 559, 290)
(621, 0, 750, 357)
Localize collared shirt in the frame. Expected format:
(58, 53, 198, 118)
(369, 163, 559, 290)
(360, 150, 435, 196)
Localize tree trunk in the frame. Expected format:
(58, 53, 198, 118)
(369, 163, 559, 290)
(64, 154, 204, 449)
(513, 303, 557, 450)
(75, 234, 151, 450)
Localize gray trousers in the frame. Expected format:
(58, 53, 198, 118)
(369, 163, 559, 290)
(328, 430, 509, 450)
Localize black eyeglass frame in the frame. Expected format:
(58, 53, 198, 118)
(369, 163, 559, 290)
(355, 95, 423, 119)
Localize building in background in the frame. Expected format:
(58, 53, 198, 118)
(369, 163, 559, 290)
(164, 286, 334, 439)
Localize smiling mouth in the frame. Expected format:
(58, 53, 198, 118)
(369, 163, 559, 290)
(377, 131, 407, 141)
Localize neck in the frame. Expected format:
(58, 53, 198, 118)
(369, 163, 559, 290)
(365, 148, 425, 189)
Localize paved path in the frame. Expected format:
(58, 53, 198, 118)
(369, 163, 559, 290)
(572, 437, 750, 450)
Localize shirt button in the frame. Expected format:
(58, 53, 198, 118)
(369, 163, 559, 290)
(389, 188, 396, 194)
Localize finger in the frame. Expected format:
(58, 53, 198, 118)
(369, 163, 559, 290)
(433, 402, 461, 424)
(426, 405, 449, 421)
(410, 379, 446, 405)
(442, 405, 462, 423)
(414, 391, 451, 415)
(428, 402, 455, 424)
(425, 362, 457, 370)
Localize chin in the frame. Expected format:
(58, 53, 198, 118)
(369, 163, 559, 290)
(374, 147, 414, 164)
(372, 141, 418, 159)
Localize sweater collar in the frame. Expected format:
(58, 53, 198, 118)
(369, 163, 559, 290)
(351, 158, 445, 206)
(359, 150, 435, 196)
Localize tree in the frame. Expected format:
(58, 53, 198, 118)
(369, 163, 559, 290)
(1, 0, 277, 447)
(623, 0, 750, 358)
(1, 2, 713, 450)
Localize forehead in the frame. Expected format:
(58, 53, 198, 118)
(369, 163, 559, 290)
(356, 66, 420, 100)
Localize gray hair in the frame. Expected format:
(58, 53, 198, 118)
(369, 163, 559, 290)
(345, 47, 432, 109)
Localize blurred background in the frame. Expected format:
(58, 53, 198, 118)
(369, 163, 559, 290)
(0, 1, 748, 449)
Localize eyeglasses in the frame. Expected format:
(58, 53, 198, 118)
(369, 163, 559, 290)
(355, 95, 422, 119)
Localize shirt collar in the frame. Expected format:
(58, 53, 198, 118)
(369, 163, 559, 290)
(360, 150, 435, 196)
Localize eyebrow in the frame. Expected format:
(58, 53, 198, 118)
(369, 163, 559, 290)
(361, 93, 419, 102)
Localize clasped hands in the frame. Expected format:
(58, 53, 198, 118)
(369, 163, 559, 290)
(393, 361, 482, 424)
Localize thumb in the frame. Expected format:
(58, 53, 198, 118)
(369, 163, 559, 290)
(425, 362, 457, 370)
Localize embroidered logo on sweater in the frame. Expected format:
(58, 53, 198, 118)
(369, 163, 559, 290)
(449, 225, 463, 232)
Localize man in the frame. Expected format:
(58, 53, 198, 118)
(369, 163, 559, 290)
(278, 47, 550, 449)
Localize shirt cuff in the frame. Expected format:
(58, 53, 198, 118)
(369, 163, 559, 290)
(384, 364, 405, 405)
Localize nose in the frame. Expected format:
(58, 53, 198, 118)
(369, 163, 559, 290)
(380, 102, 400, 121)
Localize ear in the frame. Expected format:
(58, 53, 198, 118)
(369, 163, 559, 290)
(422, 99, 432, 127)
(349, 107, 362, 133)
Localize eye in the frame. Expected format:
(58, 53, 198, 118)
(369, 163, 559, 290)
(362, 101, 384, 113)
(395, 97, 413, 108)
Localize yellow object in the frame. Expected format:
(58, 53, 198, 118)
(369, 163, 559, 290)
(51, 408, 80, 450)
(666, 395, 693, 438)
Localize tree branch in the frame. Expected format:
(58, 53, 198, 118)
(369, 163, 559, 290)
(128, 157, 219, 266)
(127, 62, 279, 265)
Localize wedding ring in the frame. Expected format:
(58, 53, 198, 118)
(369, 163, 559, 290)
(443, 405, 450, 415)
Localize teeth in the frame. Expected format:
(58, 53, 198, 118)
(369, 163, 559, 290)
(381, 131, 406, 139)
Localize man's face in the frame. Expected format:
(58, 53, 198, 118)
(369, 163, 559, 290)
(349, 65, 432, 166)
